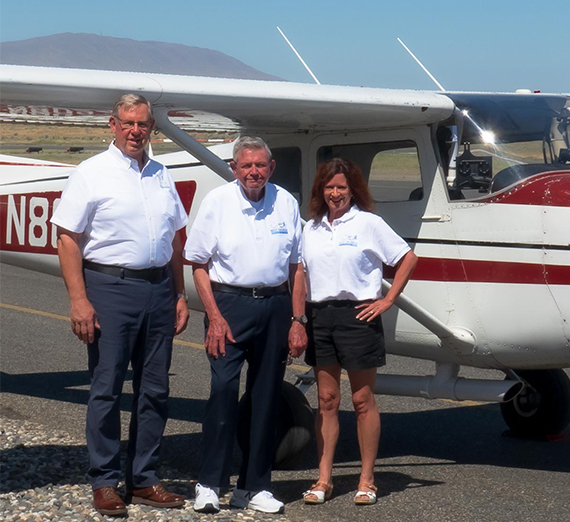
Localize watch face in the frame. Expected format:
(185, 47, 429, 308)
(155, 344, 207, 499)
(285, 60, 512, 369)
(294, 314, 308, 325)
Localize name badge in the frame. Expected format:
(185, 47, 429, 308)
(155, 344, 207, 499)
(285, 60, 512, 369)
(271, 222, 288, 235)
(339, 234, 358, 247)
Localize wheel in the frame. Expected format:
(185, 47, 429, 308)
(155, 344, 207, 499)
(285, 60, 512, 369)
(237, 381, 314, 470)
(500, 369, 570, 436)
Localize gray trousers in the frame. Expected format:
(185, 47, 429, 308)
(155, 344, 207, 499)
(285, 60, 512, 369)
(84, 267, 175, 489)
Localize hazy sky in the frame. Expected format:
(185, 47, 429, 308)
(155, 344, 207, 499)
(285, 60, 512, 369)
(1, 0, 568, 93)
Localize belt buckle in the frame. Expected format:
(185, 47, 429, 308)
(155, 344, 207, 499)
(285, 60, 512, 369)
(252, 287, 264, 299)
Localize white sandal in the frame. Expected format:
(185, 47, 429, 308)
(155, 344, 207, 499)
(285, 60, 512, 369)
(354, 483, 377, 505)
(303, 482, 333, 504)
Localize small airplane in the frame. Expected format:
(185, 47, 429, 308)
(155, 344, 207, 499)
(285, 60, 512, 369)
(1, 63, 569, 467)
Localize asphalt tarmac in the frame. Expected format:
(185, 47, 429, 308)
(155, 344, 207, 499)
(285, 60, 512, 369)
(1, 263, 569, 522)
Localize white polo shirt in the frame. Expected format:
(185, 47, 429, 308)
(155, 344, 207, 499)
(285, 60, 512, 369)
(51, 143, 188, 269)
(303, 205, 410, 302)
(184, 180, 302, 287)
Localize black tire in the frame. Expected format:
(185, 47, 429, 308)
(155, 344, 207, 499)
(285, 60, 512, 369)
(237, 381, 314, 470)
(500, 369, 570, 436)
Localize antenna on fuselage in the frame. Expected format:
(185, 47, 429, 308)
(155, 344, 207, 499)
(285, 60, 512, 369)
(397, 37, 446, 92)
(397, 38, 459, 185)
(276, 26, 321, 85)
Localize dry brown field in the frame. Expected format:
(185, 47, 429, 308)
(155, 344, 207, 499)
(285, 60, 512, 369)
(0, 122, 231, 164)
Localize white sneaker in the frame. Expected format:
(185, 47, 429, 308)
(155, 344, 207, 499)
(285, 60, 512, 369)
(194, 483, 220, 513)
(248, 490, 284, 514)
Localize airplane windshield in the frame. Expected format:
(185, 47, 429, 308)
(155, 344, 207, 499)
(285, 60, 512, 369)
(440, 94, 570, 200)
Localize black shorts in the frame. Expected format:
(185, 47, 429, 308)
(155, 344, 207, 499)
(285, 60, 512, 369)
(304, 300, 385, 371)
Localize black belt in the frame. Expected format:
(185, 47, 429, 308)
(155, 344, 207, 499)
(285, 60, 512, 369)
(83, 260, 169, 283)
(309, 299, 373, 309)
(211, 281, 289, 298)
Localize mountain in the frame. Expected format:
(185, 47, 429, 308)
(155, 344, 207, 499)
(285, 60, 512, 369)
(0, 33, 282, 81)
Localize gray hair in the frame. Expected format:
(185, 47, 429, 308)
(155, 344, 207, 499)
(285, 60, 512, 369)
(112, 94, 153, 118)
(232, 136, 272, 162)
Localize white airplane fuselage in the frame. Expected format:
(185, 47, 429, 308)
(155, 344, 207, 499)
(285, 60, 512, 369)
(2, 123, 569, 374)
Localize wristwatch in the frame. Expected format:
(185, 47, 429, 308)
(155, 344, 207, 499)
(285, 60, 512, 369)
(292, 314, 308, 325)
(177, 292, 189, 303)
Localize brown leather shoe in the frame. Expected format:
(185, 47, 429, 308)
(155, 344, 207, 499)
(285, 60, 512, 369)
(128, 483, 185, 508)
(93, 486, 128, 517)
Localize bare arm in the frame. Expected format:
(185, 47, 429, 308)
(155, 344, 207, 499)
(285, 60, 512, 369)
(56, 227, 100, 344)
(171, 231, 189, 335)
(356, 250, 418, 321)
(288, 262, 308, 357)
(192, 263, 235, 358)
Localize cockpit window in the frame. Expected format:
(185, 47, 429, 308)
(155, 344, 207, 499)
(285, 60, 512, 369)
(437, 98, 570, 201)
(317, 140, 422, 202)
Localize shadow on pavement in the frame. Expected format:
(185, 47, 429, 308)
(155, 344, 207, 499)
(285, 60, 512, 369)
(2, 369, 570, 483)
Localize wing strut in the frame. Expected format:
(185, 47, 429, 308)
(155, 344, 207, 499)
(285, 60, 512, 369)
(153, 108, 234, 182)
(381, 279, 476, 355)
(296, 282, 523, 404)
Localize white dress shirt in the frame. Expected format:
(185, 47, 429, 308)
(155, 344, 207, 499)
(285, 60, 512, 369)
(183, 180, 302, 287)
(51, 143, 188, 269)
(303, 205, 410, 302)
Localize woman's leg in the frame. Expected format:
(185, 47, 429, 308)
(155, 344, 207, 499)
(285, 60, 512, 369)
(347, 367, 380, 488)
(314, 364, 342, 487)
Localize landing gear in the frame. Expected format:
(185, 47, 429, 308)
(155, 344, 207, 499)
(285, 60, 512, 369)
(500, 369, 570, 437)
(237, 381, 314, 470)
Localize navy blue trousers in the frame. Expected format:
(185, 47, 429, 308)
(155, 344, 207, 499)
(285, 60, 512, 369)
(84, 268, 175, 490)
(198, 291, 291, 492)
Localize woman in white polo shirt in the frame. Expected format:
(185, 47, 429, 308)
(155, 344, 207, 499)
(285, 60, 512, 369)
(302, 158, 417, 506)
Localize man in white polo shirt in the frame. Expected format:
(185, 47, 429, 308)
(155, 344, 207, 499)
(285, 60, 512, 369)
(51, 94, 189, 517)
(184, 136, 307, 514)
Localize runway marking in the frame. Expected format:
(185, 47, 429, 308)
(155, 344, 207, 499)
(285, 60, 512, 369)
(0, 302, 486, 406)
(0, 303, 70, 321)
(173, 339, 205, 350)
(1, 303, 207, 351)
(440, 398, 485, 406)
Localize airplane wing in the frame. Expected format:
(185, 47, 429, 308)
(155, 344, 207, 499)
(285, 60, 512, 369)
(0, 65, 454, 133)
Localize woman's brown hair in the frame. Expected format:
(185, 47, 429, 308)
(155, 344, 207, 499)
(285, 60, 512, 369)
(308, 158, 374, 219)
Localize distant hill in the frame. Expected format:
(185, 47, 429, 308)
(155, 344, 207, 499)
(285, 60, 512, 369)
(0, 33, 282, 81)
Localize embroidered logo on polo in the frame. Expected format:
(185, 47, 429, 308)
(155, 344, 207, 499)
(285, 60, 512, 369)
(339, 234, 358, 247)
(158, 173, 170, 188)
(270, 222, 289, 235)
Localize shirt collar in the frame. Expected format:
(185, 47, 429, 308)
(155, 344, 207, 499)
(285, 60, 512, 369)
(109, 141, 150, 172)
(234, 180, 275, 214)
(320, 204, 359, 228)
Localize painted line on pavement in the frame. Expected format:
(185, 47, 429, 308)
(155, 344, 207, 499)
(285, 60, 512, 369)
(0, 302, 485, 406)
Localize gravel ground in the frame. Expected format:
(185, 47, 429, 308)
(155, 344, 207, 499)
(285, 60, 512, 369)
(0, 417, 290, 522)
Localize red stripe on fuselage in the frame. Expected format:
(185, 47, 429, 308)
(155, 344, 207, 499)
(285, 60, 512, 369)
(385, 258, 570, 285)
(0, 161, 71, 167)
(0, 181, 197, 255)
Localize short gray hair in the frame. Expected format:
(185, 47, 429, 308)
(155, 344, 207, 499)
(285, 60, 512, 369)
(112, 94, 153, 118)
(232, 136, 272, 162)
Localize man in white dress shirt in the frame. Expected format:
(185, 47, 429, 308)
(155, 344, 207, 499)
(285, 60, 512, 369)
(184, 136, 307, 514)
(51, 94, 189, 516)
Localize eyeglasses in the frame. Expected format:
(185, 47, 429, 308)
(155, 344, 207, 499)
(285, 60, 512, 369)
(114, 117, 153, 131)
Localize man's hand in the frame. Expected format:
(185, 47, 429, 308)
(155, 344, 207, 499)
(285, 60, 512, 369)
(205, 316, 235, 359)
(70, 297, 100, 344)
(288, 321, 308, 358)
(174, 297, 189, 335)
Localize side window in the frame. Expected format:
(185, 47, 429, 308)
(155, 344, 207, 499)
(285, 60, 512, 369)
(317, 140, 422, 202)
(271, 147, 302, 202)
